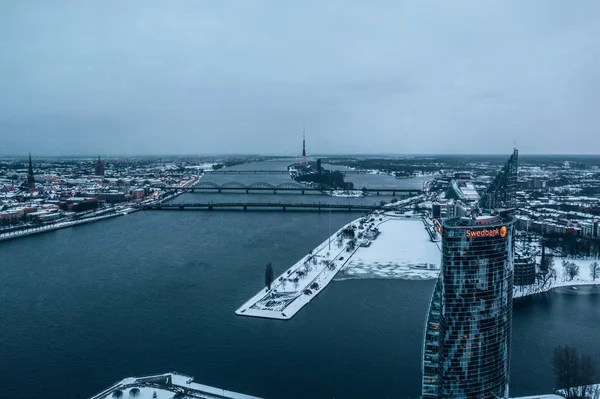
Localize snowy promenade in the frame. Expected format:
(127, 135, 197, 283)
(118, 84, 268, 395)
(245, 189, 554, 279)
(236, 217, 363, 320)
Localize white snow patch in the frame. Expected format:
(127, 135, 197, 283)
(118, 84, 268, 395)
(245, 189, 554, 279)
(340, 218, 441, 280)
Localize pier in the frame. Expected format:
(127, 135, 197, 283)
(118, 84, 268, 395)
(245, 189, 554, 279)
(235, 217, 366, 320)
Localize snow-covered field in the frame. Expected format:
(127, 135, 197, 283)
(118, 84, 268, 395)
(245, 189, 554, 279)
(338, 217, 441, 280)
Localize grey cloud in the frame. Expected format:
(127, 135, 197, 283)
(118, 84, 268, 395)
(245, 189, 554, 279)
(1, 0, 600, 155)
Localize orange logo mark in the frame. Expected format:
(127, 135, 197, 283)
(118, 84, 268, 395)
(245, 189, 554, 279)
(500, 225, 507, 238)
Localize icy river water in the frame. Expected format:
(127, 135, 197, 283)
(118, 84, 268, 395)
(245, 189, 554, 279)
(0, 160, 598, 399)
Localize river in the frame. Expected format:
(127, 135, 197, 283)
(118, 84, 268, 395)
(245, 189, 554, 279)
(0, 160, 598, 399)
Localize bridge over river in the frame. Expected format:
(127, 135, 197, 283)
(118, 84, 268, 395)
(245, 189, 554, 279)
(144, 202, 385, 212)
(166, 182, 421, 196)
(205, 169, 371, 174)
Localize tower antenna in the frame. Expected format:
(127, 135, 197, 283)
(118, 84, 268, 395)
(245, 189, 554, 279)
(300, 125, 307, 166)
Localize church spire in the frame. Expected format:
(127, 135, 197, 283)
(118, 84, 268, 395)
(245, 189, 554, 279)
(28, 151, 34, 176)
(27, 151, 36, 192)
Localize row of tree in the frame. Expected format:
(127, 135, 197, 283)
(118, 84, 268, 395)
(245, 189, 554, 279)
(538, 256, 600, 284)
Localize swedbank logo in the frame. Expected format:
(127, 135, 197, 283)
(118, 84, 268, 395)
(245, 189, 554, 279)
(466, 226, 507, 238)
(500, 225, 507, 238)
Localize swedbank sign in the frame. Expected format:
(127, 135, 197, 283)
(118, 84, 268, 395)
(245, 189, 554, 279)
(466, 225, 507, 238)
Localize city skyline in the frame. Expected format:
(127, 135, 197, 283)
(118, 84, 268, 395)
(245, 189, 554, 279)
(2, 1, 600, 155)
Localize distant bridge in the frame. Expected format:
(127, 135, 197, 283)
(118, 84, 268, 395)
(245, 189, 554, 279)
(144, 202, 385, 212)
(167, 182, 421, 196)
(206, 169, 370, 174)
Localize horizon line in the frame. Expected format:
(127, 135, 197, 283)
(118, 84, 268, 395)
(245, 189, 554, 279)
(2, 152, 600, 158)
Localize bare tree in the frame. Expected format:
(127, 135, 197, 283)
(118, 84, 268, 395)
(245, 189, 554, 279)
(562, 260, 571, 282)
(539, 256, 555, 287)
(567, 262, 579, 281)
(553, 345, 598, 399)
(265, 262, 274, 290)
(591, 385, 600, 399)
(553, 345, 579, 399)
(578, 354, 597, 398)
(591, 261, 600, 281)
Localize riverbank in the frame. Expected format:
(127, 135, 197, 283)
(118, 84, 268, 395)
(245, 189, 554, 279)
(514, 258, 600, 299)
(0, 175, 202, 243)
(0, 209, 137, 242)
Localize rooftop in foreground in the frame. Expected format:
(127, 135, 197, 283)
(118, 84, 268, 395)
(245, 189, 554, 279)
(88, 372, 263, 399)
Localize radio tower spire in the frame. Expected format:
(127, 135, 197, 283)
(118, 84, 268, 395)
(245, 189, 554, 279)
(300, 125, 307, 166)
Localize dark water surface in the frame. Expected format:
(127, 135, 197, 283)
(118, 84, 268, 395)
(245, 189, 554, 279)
(0, 210, 599, 399)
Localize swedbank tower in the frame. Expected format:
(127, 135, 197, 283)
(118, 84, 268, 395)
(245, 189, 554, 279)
(422, 214, 515, 399)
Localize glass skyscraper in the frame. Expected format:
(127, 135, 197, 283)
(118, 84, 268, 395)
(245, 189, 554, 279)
(422, 214, 514, 399)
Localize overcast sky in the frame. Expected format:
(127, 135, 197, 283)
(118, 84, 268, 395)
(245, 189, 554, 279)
(1, 1, 600, 156)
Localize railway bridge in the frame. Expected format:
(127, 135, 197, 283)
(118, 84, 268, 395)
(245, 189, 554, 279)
(144, 202, 385, 212)
(166, 182, 421, 196)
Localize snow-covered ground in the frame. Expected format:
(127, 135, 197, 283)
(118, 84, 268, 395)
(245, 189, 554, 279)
(337, 217, 441, 280)
(556, 383, 600, 399)
(89, 372, 262, 399)
(514, 258, 600, 299)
